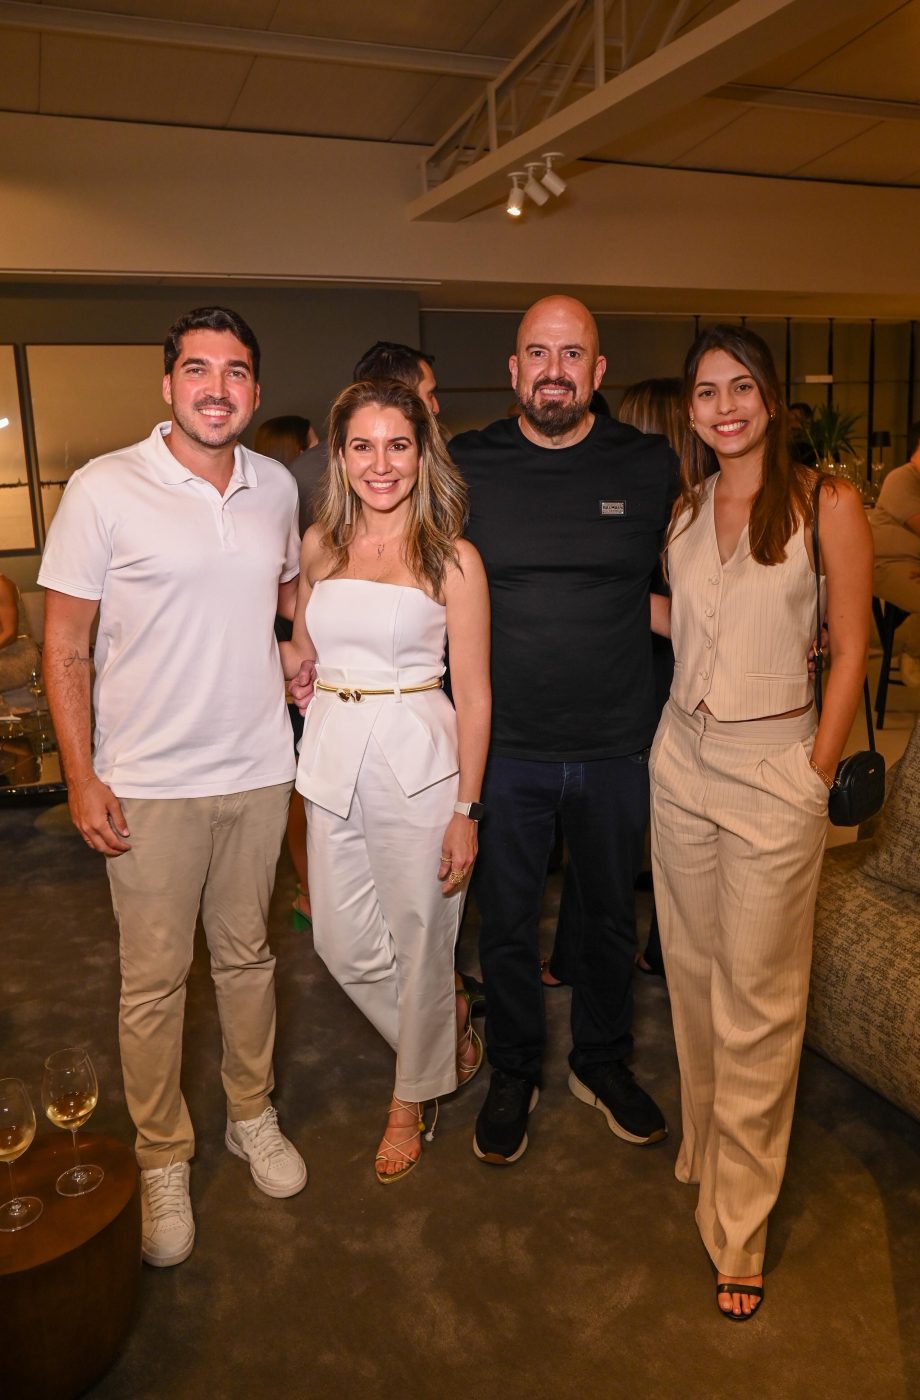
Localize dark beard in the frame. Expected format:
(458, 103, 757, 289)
(171, 398, 248, 451)
(517, 380, 590, 438)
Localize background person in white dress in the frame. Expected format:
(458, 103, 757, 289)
(280, 379, 491, 1183)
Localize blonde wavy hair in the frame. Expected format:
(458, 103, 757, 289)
(314, 379, 469, 600)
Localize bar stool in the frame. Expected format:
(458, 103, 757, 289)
(872, 596, 909, 728)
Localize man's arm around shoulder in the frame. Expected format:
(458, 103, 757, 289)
(43, 590, 131, 856)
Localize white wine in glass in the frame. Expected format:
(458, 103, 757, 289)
(42, 1048, 104, 1196)
(0, 1077, 43, 1231)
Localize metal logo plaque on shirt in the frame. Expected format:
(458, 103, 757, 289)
(599, 500, 625, 516)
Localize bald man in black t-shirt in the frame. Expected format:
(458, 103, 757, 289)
(450, 296, 679, 1165)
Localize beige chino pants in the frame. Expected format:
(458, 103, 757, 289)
(650, 702, 828, 1276)
(106, 782, 292, 1168)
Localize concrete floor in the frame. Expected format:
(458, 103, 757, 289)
(4, 764, 920, 1400)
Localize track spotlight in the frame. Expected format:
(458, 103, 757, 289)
(524, 162, 549, 206)
(541, 152, 567, 197)
(506, 172, 526, 217)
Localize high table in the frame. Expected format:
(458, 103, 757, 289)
(0, 703, 66, 799)
(0, 1132, 140, 1399)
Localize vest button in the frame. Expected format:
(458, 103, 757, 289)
(705, 607, 714, 618)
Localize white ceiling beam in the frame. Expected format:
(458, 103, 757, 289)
(0, 1, 509, 79)
(407, 0, 903, 221)
(716, 82, 920, 124)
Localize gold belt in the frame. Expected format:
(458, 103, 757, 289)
(315, 679, 443, 703)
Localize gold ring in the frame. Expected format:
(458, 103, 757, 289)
(448, 869, 464, 884)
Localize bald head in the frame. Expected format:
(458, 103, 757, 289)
(516, 296, 600, 360)
(511, 295, 605, 446)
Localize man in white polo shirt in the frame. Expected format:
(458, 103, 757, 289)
(40, 306, 307, 1268)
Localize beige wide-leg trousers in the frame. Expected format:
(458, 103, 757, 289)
(107, 783, 292, 1168)
(306, 736, 462, 1102)
(650, 702, 828, 1276)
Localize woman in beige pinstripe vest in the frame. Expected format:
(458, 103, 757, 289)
(649, 325, 872, 1320)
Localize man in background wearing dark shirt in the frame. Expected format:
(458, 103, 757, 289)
(450, 296, 678, 1165)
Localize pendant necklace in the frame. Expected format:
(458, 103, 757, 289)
(353, 536, 395, 584)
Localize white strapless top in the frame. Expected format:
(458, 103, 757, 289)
(294, 579, 458, 816)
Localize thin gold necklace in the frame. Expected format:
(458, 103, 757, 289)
(351, 534, 401, 584)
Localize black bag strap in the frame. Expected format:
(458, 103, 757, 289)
(811, 477, 876, 749)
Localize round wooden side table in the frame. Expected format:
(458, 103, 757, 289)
(0, 1131, 140, 1399)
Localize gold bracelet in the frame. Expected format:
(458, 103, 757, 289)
(809, 758, 836, 789)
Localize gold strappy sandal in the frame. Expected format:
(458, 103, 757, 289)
(456, 990, 484, 1087)
(374, 1097, 437, 1184)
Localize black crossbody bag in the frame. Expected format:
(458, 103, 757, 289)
(811, 481, 885, 826)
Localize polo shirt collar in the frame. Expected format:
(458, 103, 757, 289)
(146, 422, 257, 489)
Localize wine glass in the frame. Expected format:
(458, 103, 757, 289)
(0, 1077, 43, 1231)
(42, 1048, 104, 1196)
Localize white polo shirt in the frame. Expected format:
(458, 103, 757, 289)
(39, 423, 300, 798)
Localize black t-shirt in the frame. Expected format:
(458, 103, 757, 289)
(450, 415, 679, 761)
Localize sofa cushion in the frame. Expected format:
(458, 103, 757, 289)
(861, 717, 920, 895)
(808, 841, 920, 1122)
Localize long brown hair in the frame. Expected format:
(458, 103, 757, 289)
(253, 415, 312, 467)
(669, 324, 814, 565)
(315, 379, 468, 600)
(617, 377, 684, 455)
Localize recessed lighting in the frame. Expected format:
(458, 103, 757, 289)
(0, 417, 9, 430)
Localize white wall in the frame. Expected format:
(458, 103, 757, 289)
(3, 112, 920, 313)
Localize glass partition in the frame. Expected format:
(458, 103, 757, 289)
(28, 345, 164, 530)
(0, 347, 35, 552)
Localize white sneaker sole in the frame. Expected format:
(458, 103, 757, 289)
(225, 1130, 308, 1198)
(142, 1230, 195, 1268)
(568, 1071, 667, 1145)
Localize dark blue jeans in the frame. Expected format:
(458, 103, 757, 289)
(473, 752, 650, 1084)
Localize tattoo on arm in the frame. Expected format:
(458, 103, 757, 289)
(63, 649, 91, 668)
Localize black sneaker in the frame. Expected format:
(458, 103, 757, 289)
(568, 1062, 667, 1145)
(473, 1070, 539, 1164)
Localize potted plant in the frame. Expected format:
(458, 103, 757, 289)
(804, 402, 863, 476)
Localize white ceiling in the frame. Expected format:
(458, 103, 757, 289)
(1, 1, 919, 318)
(593, 1, 920, 185)
(0, 0, 917, 186)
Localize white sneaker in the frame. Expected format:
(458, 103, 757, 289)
(225, 1105, 307, 1198)
(140, 1161, 195, 1267)
(899, 653, 920, 688)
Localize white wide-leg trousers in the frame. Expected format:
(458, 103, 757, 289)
(307, 736, 462, 1101)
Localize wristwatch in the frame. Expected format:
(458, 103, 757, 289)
(454, 801, 485, 821)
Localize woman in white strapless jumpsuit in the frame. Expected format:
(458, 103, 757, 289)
(281, 379, 491, 1183)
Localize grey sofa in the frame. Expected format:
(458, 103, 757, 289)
(806, 717, 920, 1122)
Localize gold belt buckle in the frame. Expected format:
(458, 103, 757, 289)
(336, 687, 362, 703)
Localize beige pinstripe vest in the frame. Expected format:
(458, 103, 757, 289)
(668, 474, 824, 720)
